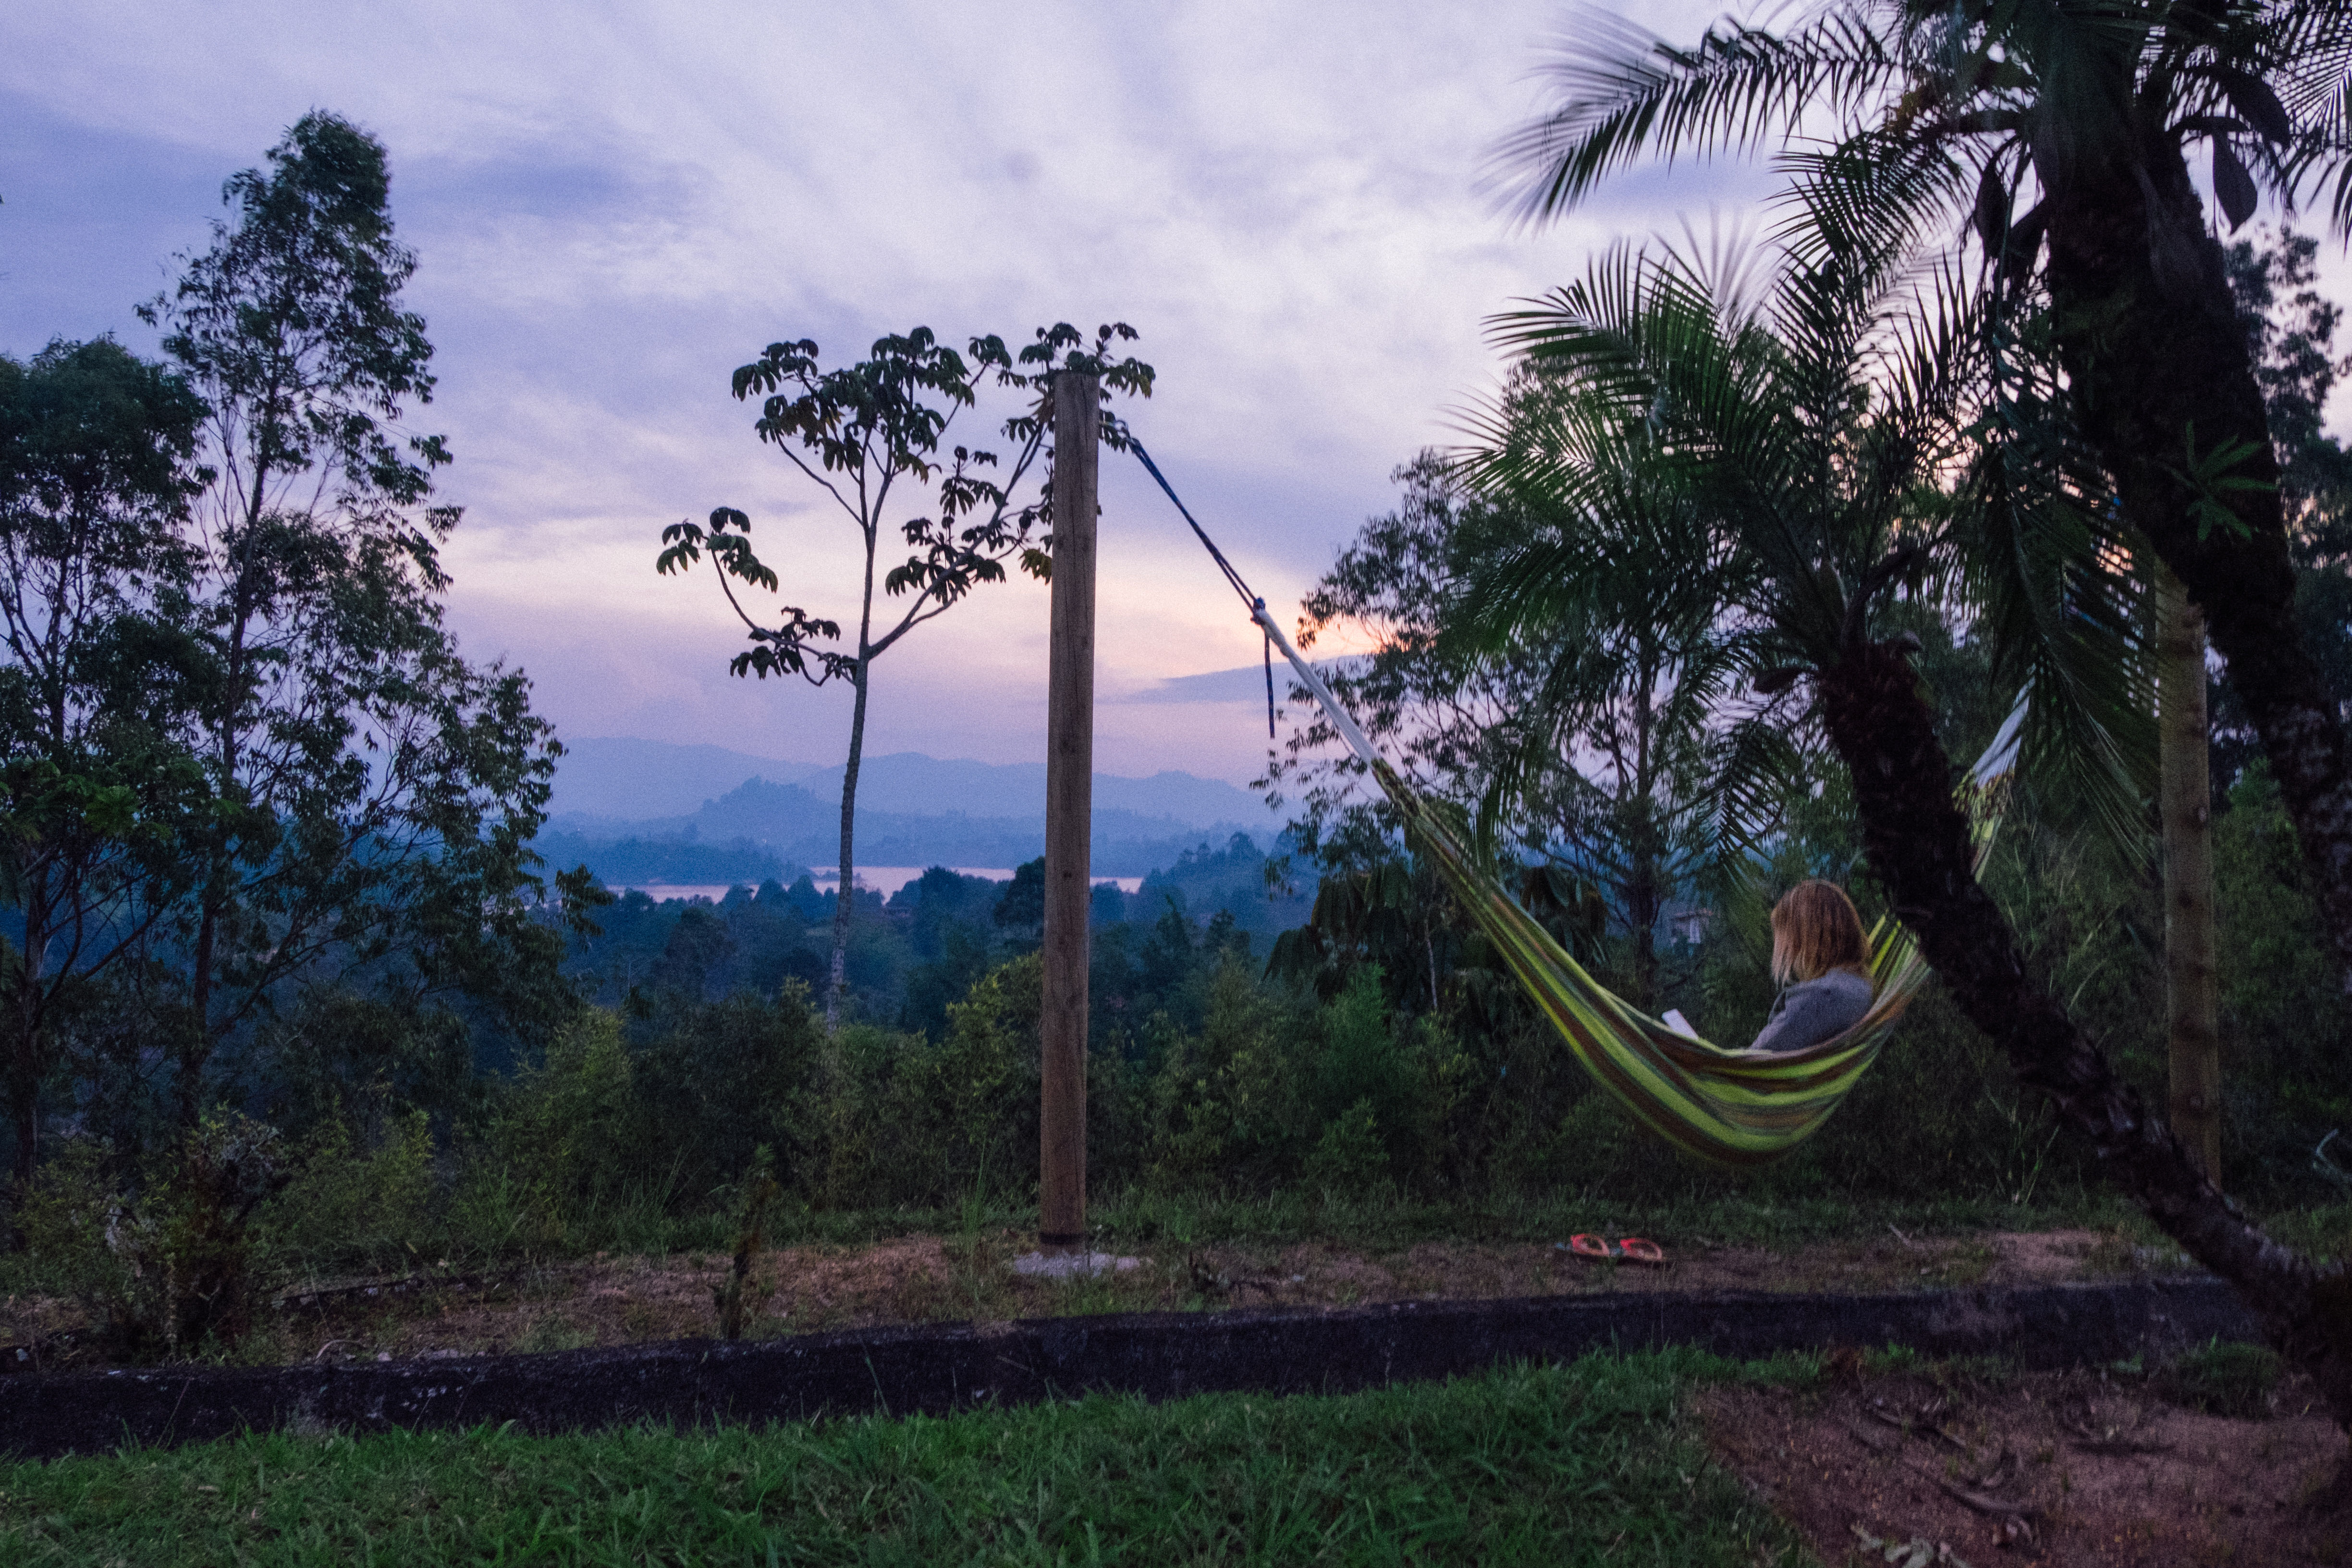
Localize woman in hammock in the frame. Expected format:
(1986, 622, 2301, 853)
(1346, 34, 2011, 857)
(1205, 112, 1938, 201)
(1747, 881, 1874, 1054)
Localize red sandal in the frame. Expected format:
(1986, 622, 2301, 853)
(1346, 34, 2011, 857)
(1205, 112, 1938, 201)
(1565, 1233, 1615, 1260)
(1617, 1237, 1666, 1266)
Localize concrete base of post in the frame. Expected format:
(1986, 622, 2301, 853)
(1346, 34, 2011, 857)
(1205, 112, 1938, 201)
(1012, 1250, 1143, 1280)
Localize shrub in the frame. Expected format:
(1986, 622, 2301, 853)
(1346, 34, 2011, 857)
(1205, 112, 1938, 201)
(258, 1109, 435, 1278)
(629, 985, 827, 1200)
(15, 1111, 288, 1357)
(1144, 957, 1305, 1190)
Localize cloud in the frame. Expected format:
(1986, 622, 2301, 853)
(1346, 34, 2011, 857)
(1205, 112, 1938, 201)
(0, 0, 1865, 788)
(1118, 659, 1370, 705)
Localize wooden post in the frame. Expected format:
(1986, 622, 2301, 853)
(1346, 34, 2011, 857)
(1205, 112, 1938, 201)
(2157, 563, 2222, 1182)
(1040, 370, 1099, 1249)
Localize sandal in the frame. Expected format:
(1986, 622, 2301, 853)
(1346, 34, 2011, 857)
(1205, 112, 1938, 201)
(1563, 1234, 1616, 1260)
(1617, 1236, 1667, 1266)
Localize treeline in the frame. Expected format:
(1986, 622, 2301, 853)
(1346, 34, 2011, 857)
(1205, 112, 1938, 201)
(0, 112, 591, 1197)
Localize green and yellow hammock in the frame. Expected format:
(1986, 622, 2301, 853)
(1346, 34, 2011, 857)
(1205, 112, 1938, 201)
(1128, 438, 2018, 1166)
(1269, 615, 2019, 1167)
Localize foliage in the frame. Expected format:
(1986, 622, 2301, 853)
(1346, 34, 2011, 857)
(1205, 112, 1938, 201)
(0, 338, 208, 1179)
(1462, 184, 2149, 850)
(131, 111, 588, 1133)
(2211, 226, 2352, 798)
(1491, 0, 2352, 247)
(13, 1110, 288, 1356)
(260, 1110, 433, 1279)
(1270, 452, 1709, 1010)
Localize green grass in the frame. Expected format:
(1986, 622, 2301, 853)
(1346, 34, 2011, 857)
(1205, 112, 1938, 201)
(0, 1351, 1812, 1566)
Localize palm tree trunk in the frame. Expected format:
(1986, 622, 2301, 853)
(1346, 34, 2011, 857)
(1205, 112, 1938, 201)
(1627, 825, 1659, 1014)
(1816, 639, 2352, 1436)
(2040, 123, 2352, 999)
(2157, 564, 2223, 1181)
(825, 657, 870, 1029)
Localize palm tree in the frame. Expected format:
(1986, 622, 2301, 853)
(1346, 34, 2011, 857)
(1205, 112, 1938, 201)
(1458, 374, 1771, 1009)
(1456, 188, 2352, 1445)
(1271, 451, 1734, 1011)
(1493, 0, 2352, 996)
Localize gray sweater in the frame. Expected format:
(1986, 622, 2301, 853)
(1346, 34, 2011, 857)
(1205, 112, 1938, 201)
(1748, 968, 1874, 1054)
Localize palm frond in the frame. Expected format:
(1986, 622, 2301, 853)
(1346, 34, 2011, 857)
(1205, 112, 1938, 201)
(1489, 5, 1905, 224)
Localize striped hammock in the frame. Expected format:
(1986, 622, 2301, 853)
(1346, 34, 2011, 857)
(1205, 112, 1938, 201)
(1258, 606, 2022, 1167)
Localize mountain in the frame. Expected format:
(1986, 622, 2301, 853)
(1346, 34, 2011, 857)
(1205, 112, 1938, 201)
(563, 775, 1260, 880)
(550, 738, 1274, 836)
(549, 736, 823, 821)
(541, 737, 1289, 889)
(793, 753, 1271, 829)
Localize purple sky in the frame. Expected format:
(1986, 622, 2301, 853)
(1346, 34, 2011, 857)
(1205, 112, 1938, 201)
(6, 2, 2332, 786)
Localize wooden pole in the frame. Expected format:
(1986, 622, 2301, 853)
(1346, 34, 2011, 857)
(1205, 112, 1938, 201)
(2157, 563, 2222, 1182)
(1040, 370, 1099, 1249)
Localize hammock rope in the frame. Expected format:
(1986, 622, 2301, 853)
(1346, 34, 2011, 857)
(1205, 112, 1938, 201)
(1127, 439, 2022, 1165)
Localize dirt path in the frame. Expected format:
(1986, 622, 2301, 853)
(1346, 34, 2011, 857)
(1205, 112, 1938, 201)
(1699, 1362, 2348, 1566)
(0, 1223, 2192, 1369)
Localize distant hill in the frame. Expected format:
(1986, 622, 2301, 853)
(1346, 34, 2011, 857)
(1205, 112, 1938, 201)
(795, 753, 1271, 828)
(551, 775, 1258, 880)
(549, 737, 823, 821)
(551, 738, 1272, 834)
(539, 737, 1298, 897)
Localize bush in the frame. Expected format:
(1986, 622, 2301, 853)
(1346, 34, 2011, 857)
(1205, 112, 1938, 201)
(15, 1111, 288, 1357)
(258, 1110, 434, 1278)
(817, 956, 1042, 1208)
(628, 985, 827, 1200)
(1144, 957, 1305, 1190)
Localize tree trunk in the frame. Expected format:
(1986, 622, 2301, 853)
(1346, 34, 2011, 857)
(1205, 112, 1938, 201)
(2157, 564, 2223, 1181)
(184, 900, 218, 1130)
(1816, 639, 2352, 1435)
(6, 892, 47, 1188)
(7, 970, 38, 1190)
(826, 657, 870, 1029)
(1627, 824, 1659, 1014)
(2040, 121, 2352, 996)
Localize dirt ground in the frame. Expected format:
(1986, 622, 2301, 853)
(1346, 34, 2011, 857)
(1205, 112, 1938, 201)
(0, 1224, 2190, 1368)
(1699, 1362, 2349, 1566)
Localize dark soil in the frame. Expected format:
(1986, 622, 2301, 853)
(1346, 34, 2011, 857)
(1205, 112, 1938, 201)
(1700, 1361, 2349, 1566)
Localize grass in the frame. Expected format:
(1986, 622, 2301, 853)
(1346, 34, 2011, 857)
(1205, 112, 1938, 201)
(2156, 1339, 2286, 1419)
(0, 1350, 1812, 1567)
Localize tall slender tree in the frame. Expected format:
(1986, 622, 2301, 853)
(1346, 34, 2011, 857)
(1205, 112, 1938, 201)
(658, 324, 1151, 1027)
(139, 112, 578, 1127)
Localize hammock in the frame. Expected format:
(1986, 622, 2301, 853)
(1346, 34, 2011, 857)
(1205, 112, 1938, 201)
(1128, 440, 2022, 1166)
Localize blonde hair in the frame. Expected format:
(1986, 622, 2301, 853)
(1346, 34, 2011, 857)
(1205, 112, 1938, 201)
(1770, 881, 1869, 985)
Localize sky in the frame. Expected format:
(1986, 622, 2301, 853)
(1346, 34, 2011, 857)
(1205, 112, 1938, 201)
(3, 1, 2333, 789)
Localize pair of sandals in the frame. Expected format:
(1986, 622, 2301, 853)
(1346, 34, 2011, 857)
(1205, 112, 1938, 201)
(1563, 1234, 1666, 1266)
